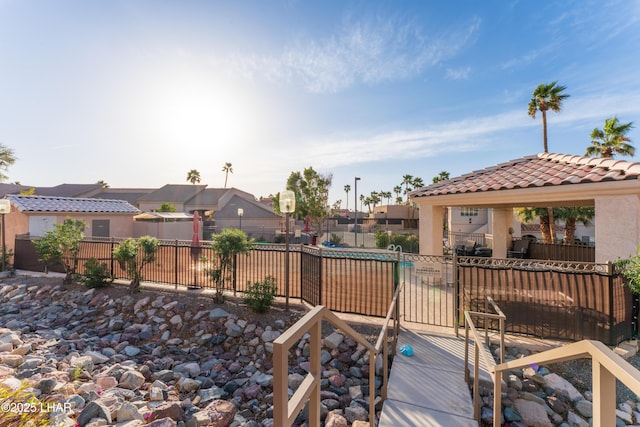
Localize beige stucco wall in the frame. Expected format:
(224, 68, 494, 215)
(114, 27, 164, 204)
(418, 205, 445, 255)
(594, 195, 640, 263)
(133, 221, 199, 240)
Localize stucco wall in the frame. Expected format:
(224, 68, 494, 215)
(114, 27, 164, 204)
(595, 195, 640, 263)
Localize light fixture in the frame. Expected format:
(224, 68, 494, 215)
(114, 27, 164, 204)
(237, 208, 244, 230)
(279, 190, 296, 311)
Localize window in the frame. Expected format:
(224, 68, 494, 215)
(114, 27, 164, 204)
(460, 208, 479, 217)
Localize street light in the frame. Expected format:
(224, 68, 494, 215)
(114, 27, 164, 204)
(0, 199, 10, 272)
(354, 177, 360, 247)
(237, 208, 244, 230)
(279, 190, 296, 311)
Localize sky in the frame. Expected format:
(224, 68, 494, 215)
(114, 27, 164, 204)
(1, 0, 640, 207)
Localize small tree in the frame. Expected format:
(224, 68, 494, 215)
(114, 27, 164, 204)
(113, 236, 160, 292)
(206, 228, 253, 303)
(157, 202, 177, 212)
(33, 218, 85, 284)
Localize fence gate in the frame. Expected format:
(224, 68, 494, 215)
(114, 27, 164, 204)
(300, 246, 321, 306)
(398, 253, 456, 328)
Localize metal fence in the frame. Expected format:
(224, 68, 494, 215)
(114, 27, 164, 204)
(457, 256, 632, 346)
(13, 235, 634, 344)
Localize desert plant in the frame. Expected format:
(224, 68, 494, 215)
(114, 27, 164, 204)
(616, 246, 640, 294)
(244, 276, 278, 313)
(0, 383, 51, 426)
(206, 228, 253, 303)
(79, 257, 113, 288)
(375, 230, 390, 249)
(1, 249, 13, 271)
(32, 218, 85, 284)
(329, 233, 343, 246)
(113, 236, 160, 292)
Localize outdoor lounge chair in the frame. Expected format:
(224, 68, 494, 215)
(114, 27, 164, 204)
(455, 239, 477, 256)
(508, 239, 530, 259)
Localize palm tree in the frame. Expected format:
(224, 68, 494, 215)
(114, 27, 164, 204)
(586, 117, 635, 158)
(528, 81, 570, 153)
(369, 191, 381, 210)
(186, 169, 201, 185)
(344, 184, 351, 210)
(516, 207, 555, 244)
(359, 194, 365, 212)
(528, 81, 569, 243)
(380, 191, 392, 206)
(432, 171, 450, 183)
(222, 162, 233, 188)
(401, 174, 413, 203)
(96, 180, 109, 189)
(412, 177, 424, 190)
(0, 143, 16, 182)
(554, 207, 595, 243)
(393, 185, 402, 202)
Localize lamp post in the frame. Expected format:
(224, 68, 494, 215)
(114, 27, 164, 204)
(354, 177, 360, 247)
(237, 208, 244, 231)
(0, 200, 9, 272)
(279, 190, 295, 311)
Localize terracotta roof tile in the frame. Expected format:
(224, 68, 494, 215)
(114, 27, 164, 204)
(410, 153, 640, 198)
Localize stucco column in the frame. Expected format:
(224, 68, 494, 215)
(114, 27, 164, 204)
(595, 195, 640, 263)
(418, 204, 444, 255)
(491, 207, 512, 259)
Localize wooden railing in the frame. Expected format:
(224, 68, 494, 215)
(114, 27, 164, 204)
(492, 340, 640, 427)
(464, 293, 506, 421)
(273, 281, 404, 427)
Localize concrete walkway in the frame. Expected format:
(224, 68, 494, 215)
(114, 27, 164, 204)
(378, 328, 494, 426)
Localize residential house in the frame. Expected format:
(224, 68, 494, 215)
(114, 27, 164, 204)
(5, 194, 140, 253)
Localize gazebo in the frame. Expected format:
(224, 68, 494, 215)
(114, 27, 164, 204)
(410, 153, 640, 263)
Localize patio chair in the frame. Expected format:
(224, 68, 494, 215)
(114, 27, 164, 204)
(455, 239, 477, 256)
(507, 239, 530, 259)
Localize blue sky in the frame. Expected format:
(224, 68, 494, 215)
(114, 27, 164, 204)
(1, 0, 639, 206)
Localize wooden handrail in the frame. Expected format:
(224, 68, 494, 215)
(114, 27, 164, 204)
(492, 339, 640, 427)
(273, 281, 405, 427)
(464, 292, 506, 421)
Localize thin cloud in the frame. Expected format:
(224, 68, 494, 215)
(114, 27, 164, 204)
(305, 90, 640, 168)
(234, 16, 481, 93)
(445, 66, 471, 80)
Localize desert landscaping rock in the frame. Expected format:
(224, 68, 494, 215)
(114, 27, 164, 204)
(0, 277, 386, 426)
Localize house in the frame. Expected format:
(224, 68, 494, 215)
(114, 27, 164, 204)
(5, 194, 140, 253)
(410, 153, 640, 262)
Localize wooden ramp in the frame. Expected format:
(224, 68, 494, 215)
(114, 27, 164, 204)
(378, 328, 494, 426)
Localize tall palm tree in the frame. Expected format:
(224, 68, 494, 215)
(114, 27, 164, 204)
(401, 174, 413, 203)
(528, 81, 570, 153)
(528, 81, 569, 243)
(359, 194, 365, 212)
(344, 184, 351, 210)
(380, 191, 392, 206)
(586, 117, 635, 158)
(393, 185, 402, 202)
(186, 169, 201, 185)
(222, 162, 233, 188)
(412, 177, 424, 190)
(96, 180, 109, 189)
(0, 143, 16, 182)
(369, 191, 381, 209)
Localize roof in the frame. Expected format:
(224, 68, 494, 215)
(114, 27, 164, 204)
(7, 195, 140, 214)
(187, 188, 228, 205)
(214, 194, 280, 219)
(138, 184, 207, 203)
(410, 153, 640, 198)
(96, 189, 155, 205)
(32, 184, 104, 197)
(134, 212, 194, 221)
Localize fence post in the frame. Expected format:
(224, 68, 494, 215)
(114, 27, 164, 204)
(233, 254, 237, 296)
(318, 247, 323, 306)
(454, 253, 459, 337)
(608, 261, 615, 345)
(110, 237, 115, 277)
(174, 240, 179, 290)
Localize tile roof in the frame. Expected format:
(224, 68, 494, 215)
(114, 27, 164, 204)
(7, 195, 140, 214)
(410, 153, 640, 198)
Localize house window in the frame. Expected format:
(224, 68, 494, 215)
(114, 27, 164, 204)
(92, 219, 110, 238)
(460, 208, 479, 217)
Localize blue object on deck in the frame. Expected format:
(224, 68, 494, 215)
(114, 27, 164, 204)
(399, 344, 414, 357)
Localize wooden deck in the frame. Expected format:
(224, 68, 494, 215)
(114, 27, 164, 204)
(378, 328, 494, 426)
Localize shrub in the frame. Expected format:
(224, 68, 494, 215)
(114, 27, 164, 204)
(206, 228, 253, 303)
(329, 233, 343, 246)
(616, 246, 640, 294)
(0, 383, 51, 426)
(113, 236, 160, 292)
(375, 230, 390, 249)
(244, 276, 278, 313)
(32, 218, 85, 283)
(79, 257, 113, 288)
